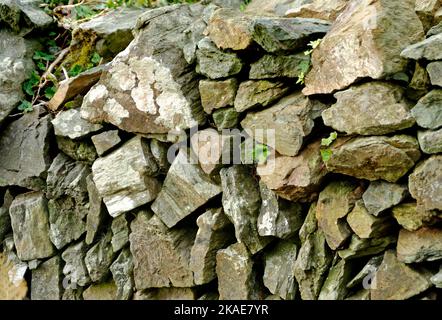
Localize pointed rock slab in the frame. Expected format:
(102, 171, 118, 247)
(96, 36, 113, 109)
(81, 6, 206, 135)
(91, 130, 121, 156)
(258, 181, 304, 239)
(85, 175, 106, 245)
(220, 165, 271, 255)
(52, 108, 102, 140)
(338, 234, 396, 260)
(316, 180, 363, 250)
(318, 259, 352, 300)
(92, 136, 161, 218)
(111, 214, 130, 252)
(347, 200, 393, 239)
(303, 0, 424, 95)
(190, 208, 235, 285)
(411, 90, 442, 130)
(83, 281, 117, 300)
(0, 108, 52, 190)
(392, 203, 440, 232)
(9, 192, 55, 261)
(397, 228, 442, 263)
(61, 241, 90, 287)
(322, 82, 415, 135)
(263, 240, 298, 300)
(249, 53, 310, 79)
(409, 155, 442, 211)
(85, 231, 116, 283)
(110, 248, 134, 300)
(418, 128, 442, 154)
(152, 150, 222, 228)
(216, 243, 263, 300)
(241, 92, 327, 156)
(31, 256, 62, 300)
(326, 135, 421, 183)
(130, 213, 196, 289)
(362, 181, 409, 216)
(199, 78, 238, 114)
(257, 140, 327, 202)
(371, 250, 432, 300)
(285, 0, 349, 21)
(401, 33, 442, 60)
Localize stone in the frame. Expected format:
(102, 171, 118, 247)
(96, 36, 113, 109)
(338, 234, 396, 260)
(316, 180, 363, 250)
(392, 203, 440, 231)
(136, 287, 197, 300)
(263, 240, 298, 300)
(91, 130, 121, 156)
(326, 135, 421, 183)
(251, 17, 330, 53)
(196, 38, 243, 79)
(48, 196, 87, 250)
(347, 255, 383, 289)
(249, 53, 310, 79)
(322, 82, 415, 135)
(427, 61, 442, 87)
(415, 0, 442, 31)
(257, 140, 327, 202)
(401, 33, 442, 60)
(304, 0, 424, 95)
(409, 62, 431, 100)
(130, 213, 196, 289)
(362, 181, 409, 216)
(212, 107, 240, 129)
(61, 241, 90, 287)
(111, 214, 129, 252)
(241, 92, 326, 156)
(9, 192, 54, 261)
(299, 203, 317, 243)
(409, 155, 442, 211)
(0, 108, 52, 190)
(83, 281, 117, 300)
(318, 259, 352, 300)
(31, 256, 62, 300)
(85, 231, 116, 283)
(347, 200, 393, 239)
(92, 136, 161, 217)
(371, 250, 431, 300)
(285, 0, 349, 21)
(190, 208, 235, 285)
(220, 165, 271, 254)
(199, 79, 238, 114)
(345, 289, 370, 300)
(151, 149, 222, 228)
(80, 5, 206, 135)
(0, 252, 28, 300)
(245, 0, 298, 16)
(110, 248, 134, 300)
(62, 287, 83, 300)
(412, 90, 442, 130)
(397, 228, 442, 263)
(52, 108, 103, 140)
(85, 175, 106, 245)
(0, 190, 13, 242)
(234, 80, 290, 112)
(418, 128, 442, 154)
(257, 181, 304, 239)
(216, 243, 262, 300)
(427, 20, 442, 36)
(56, 136, 97, 164)
(46, 153, 90, 203)
(431, 266, 442, 288)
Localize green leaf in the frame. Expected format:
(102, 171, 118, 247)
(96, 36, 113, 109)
(22, 70, 40, 96)
(37, 61, 46, 71)
(252, 144, 270, 164)
(68, 65, 83, 77)
(44, 86, 56, 99)
(320, 149, 333, 162)
(321, 132, 338, 147)
(17, 100, 33, 113)
(33, 50, 55, 62)
(73, 5, 96, 19)
(91, 52, 101, 65)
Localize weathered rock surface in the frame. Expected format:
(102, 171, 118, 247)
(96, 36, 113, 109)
(418, 128, 442, 154)
(409, 155, 442, 212)
(392, 203, 440, 231)
(245, 0, 297, 17)
(91, 130, 121, 156)
(427, 61, 442, 87)
(249, 53, 310, 79)
(411, 90, 442, 130)
(347, 200, 393, 239)
(285, 0, 349, 21)
(362, 181, 409, 216)
(0, 190, 13, 242)
(56, 136, 97, 164)
(199, 78, 238, 114)
(85, 231, 115, 282)
(92, 136, 161, 217)
(322, 82, 415, 135)
(397, 228, 442, 263)
(61, 241, 90, 287)
(241, 92, 326, 156)
(347, 255, 383, 289)
(213, 107, 240, 129)
(338, 234, 396, 260)
(431, 266, 442, 288)
(304, 0, 424, 95)
(111, 214, 129, 252)
(31, 256, 62, 300)
(52, 108, 102, 140)
(0, 252, 28, 300)
(110, 248, 134, 300)
(409, 62, 431, 100)
(318, 259, 352, 300)
(326, 135, 421, 183)
(83, 281, 117, 300)
(85, 175, 105, 245)
(401, 33, 442, 60)
(415, 0, 442, 31)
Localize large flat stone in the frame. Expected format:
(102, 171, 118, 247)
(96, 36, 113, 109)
(397, 228, 442, 263)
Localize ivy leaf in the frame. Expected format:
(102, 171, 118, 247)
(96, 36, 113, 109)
(320, 149, 333, 163)
(22, 70, 40, 96)
(33, 50, 55, 62)
(18, 100, 33, 113)
(68, 64, 83, 77)
(321, 132, 338, 147)
(44, 86, 56, 99)
(37, 61, 46, 71)
(91, 52, 101, 65)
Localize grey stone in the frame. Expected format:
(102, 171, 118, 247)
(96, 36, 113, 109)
(0, 190, 13, 242)
(318, 259, 352, 300)
(299, 203, 318, 243)
(52, 109, 103, 140)
(111, 214, 129, 252)
(61, 241, 90, 287)
(212, 107, 240, 129)
(31, 256, 62, 300)
(199, 78, 238, 114)
(85, 231, 116, 283)
(362, 181, 409, 216)
(56, 136, 97, 164)
(85, 175, 106, 245)
(91, 130, 121, 156)
(427, 61, 442, 86)
(338, 234, 397, 260)
(62, 287, 83, 300)
(418, 128, 442, 154)
(431, 266, 442, 288)
(150, 139, 171, 175)
(401, 33, 442, 60)
(347, 255, 383, 289)
(397, 227, 442, 263)
(110, 248, 134, 300)
(347, 200, 393, 239)
(249, 53, 310, 79)
(412, 90, 442, 129)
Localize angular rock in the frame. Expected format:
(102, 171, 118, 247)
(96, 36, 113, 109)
(427, 61, 442, 87)
(83, 281, 117, 300)
(431, 266, 442, 288)
(52, 108, 103, 140)
(152, 149, 221, 228)
(362, 181, 409, 216)
(62, 287, 83, 301)
(0, 108, 52, 190)
(92, 136, 161, 217)
(397, 228, 442, 263)
(409, 62, 431, 100)
(371, 250, 432, 300)
(31, 256, 62, 300)
(81, 6, 206, 134)
(338, 234, 396, 260)
(110, 248, 134, 300)
(316, 180, 363, 250)
(189, 208, 234, 285)
(212, 107, 240, 129)
(418, 128, 442, 154)
(0, 252, 28, 300)
(234, 80, 289, 112)
(326, 135, 421, 183)
(285, 0, 349, 21)
(85, 175, 105, 245)
(392, 203, 440, 231)
(415, 0, 442, 31)
(347, 200, 393, 239)
(409, 155, 442, 211)
(220, 165, 271, 254)
(130, 213, 196, 289)
(401, 33, 442, 60)
(241, 92, 326, 156)
(304, 0, 424, 95)
(56, 136, 97, 164)
(85, 231, 116, 282)
(245, 0, 298, 16)
(61, 241, 90, 287)
(412, 90, 442, 130)
(318, 259, 352, 300)
(263, 240, 298, 300)
(111, 214, 129, 252)
(322, 82, 415, 135)
(199, 78, 238, 114)
(249, 53, 310, 79)
(257, 139, 327, 202)
(299, 203, 317, 243)
(347, 255, 383, 289)
(91, 130, 121, 156)
(0, 190, 13, 242)
(9, 192, 54, 261)
(258, 181, 304, 239)
(216, 243, 262, 300)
